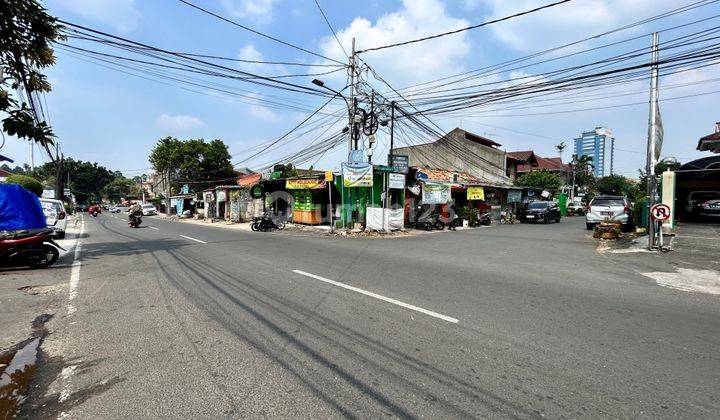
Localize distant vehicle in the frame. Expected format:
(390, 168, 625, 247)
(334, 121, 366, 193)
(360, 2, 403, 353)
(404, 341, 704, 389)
(75, 204, 88, 212)
(88, 204, 102, 216)
(567, 201, 585, 215)
(518, 201, 561, 224)
(39, 198, 67, 239)
(585, 196, 633, 230)
(141, 203, 157, 216)
(110, 204, 129, 213)
(686, 191, 720, 220)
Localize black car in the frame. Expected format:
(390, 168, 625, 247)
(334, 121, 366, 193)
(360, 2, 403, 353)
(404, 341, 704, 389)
(518, 201, 561, 224)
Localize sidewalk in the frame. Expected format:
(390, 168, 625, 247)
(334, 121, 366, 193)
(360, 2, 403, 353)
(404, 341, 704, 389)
(157, 213, 489, 237)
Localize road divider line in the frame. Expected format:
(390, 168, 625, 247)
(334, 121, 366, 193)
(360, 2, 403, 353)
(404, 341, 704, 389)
(180, 234, 207, 244)
(292, 269, 459, 324)
(149, 226, 160, 230)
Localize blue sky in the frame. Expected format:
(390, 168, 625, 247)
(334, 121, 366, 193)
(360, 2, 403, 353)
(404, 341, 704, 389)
(3, 0, 720, 178)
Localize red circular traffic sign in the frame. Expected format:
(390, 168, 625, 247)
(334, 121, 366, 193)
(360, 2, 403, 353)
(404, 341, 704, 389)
(650, 203, 671, 221)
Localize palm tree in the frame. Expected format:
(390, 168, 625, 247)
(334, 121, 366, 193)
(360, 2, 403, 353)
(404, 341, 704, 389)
(576, 155, 594, 174)
(555, 142, 567, 160)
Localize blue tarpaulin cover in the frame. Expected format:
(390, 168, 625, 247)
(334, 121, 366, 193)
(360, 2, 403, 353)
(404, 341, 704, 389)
(0, 184, 47, 231)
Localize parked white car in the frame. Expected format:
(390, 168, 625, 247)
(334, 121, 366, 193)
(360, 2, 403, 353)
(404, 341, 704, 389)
(110, 204, 129, 213)
(39, 198, 67, 239)
(585, 196, 633, 231)
(141, 203, 157, 216)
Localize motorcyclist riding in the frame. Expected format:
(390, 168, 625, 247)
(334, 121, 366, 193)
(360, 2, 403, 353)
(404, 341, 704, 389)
(128, 203, 143, 227)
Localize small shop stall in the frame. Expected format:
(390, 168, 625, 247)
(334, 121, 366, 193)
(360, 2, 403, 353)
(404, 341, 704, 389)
(285, 177, 328, 225)
(169, 194, 194, 216)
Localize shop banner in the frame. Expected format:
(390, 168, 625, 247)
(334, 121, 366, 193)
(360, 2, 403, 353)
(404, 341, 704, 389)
(366, 207, 405, 231)
(388, 173, 405, 189)
(342, 163, 373, 187)
(422, 182, 451, 204)
(217, 190, 226, 202)
(467, 186, 485, 201)
(286, 178, 327, 190)
(508, 189, 522, 203)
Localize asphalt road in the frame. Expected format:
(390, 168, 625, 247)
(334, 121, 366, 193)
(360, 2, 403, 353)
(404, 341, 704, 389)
(25, 213, 720, 419)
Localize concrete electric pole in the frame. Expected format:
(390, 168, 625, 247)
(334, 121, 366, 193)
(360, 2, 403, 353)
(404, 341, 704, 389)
(645, 32, 660, 250)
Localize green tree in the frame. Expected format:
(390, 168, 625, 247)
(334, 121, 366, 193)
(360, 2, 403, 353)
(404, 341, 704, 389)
(101, 177, 139, 201)
(4, 173, 43, 196)
(596, 174, 637, 196)
(1, 0, 63, 155)
(514, 170, 562, 191)
(149, 137, 235, 192)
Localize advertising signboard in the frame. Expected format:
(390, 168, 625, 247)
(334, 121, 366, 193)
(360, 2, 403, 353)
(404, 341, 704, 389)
(342, 163, 373, 187)
(422, 182, 451, 204)
(507, 190, 522, 203)
(467, 186, 485, 200)
(285, 178, 327, 190)
(388, 173, 405, 189)
(388, 154, 409, 173)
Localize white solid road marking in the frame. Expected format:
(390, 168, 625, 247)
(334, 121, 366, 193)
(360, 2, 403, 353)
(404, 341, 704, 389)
(180, 234, 207, 244)
(149, 226, 160, 230)
(59, 215, 85, 417)
(67, 216, 85, 316)
(292, 270, 459, 324)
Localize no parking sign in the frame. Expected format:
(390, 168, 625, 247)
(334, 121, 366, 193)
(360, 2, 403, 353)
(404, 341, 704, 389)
(650, 203, 671, 221)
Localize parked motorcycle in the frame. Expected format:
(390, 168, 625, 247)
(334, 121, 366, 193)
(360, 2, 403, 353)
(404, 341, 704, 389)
(129, 214, 142, 228)
(0, 229, 63, 269)
(251, 214, 286, 232)
(476, 212, 492, 226)
(412, 214, 445, 231)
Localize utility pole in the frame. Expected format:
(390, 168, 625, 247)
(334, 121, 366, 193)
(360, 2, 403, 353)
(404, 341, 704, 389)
(54, 143, 62, 200)
(165, 168, 171, 215)
(29, 142, 34, 171)
(570, 153, 577, 202)
(646, 32, 660, 250)
(389, 101, 395, 155)
(348, 37, 356, 158)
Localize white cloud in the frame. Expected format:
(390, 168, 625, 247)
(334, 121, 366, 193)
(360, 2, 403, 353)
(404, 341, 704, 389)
(317, 0, 472, 87)
(222, 0, 279, 23)
(249, 105, 280, 122)
(156, 114, 205, 131)
(51, 0, 140, 33)
(483, 0, 681, 52)
(237, 43, 287, 76)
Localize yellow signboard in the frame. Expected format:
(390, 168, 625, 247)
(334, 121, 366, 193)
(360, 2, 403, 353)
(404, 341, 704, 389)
(285, 178, 327, 190)
(467, 186, 485, 201)
(324, 171, 333, 182)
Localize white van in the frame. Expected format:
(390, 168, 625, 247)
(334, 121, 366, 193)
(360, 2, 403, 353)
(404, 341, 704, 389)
(39, 198, 67, 239)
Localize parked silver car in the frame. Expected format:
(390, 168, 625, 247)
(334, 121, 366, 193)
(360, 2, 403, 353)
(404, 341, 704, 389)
(585, 196, 633, 230)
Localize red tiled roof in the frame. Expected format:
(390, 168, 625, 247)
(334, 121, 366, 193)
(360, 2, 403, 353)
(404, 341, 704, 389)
(506, 151, 538, 165)
(0, 168, 13, 177)
(236, 172, 261, 187)
(699, 131, 720, 141)
(517, 156, 570, 173)
(416, 167, 483, 185)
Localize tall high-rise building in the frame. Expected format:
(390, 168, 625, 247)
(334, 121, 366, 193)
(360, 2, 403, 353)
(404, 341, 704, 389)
(573, 127, 615, 177)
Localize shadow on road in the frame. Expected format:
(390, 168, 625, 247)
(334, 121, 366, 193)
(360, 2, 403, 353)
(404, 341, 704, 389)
(153, 248, 537, 418)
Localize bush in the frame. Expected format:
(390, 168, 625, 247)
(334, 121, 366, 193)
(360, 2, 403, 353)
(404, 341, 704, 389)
(459, 207, 477, 221)
(634, 196, 648, 227)
(4, 174, 44, 196)
(64, 203, 74, 215)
